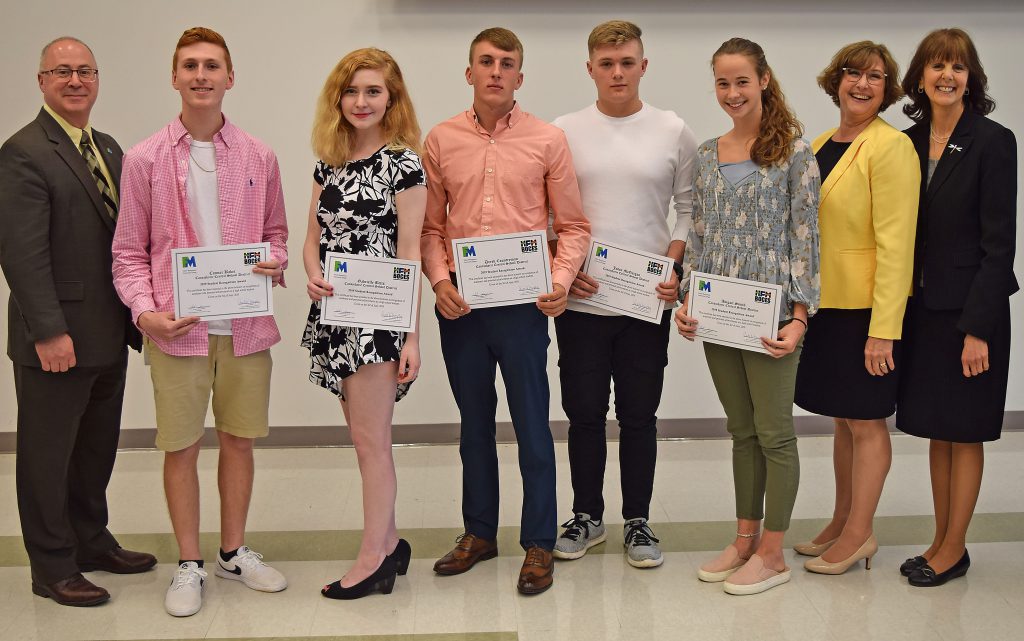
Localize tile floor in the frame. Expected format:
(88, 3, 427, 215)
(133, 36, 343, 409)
(1, 431, 1022, 640)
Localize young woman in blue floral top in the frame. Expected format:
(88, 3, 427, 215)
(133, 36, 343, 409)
(675, 37, 820, 596)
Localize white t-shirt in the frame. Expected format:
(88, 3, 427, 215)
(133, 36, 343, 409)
(187, 140, 232, 335)
(552, 102, 698, 315)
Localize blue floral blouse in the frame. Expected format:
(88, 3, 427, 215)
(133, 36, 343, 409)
(681, 138, 822, 319)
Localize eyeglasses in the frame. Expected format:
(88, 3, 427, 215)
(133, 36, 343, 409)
(842, 67, 886, 85)
(40, 67, 99, 82)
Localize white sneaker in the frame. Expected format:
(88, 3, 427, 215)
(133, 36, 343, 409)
(165, 562, 207, 617)
(215, 546, 288, 592)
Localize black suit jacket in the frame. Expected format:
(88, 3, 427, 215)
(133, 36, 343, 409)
(0, 108, 141, 368)
(905, 111, 1019, 342)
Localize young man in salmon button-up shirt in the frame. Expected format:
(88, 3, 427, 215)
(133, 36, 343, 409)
(421, 27, 591, 596)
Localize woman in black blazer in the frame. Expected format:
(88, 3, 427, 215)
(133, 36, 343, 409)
(897, 28, 1018, 587)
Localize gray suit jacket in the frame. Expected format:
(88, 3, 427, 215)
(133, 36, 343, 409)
(0, 108, 141, 368)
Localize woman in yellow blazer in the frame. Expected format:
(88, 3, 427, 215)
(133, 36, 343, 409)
(793, 41, 920, 574)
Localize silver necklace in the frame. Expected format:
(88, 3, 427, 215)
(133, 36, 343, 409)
(189, 148, 216, 173)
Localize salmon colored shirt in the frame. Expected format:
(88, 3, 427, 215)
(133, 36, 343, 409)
(420, 103, 590, 292)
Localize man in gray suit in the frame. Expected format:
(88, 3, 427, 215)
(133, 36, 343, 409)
(0, 36, 155, 607)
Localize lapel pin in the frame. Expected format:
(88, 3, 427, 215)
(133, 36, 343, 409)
(948, 144, 963, 153)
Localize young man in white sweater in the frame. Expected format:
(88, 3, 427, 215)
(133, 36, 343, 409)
(550, 20, 697, 568)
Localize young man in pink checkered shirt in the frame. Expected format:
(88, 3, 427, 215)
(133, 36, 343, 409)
(112, 27, 289, 617)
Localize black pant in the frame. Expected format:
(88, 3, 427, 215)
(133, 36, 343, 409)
(553, 310, 670, 522)
(14, 356, 126, 583)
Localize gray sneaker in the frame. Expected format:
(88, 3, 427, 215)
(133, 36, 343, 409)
(624, 518, 663, 568)
(552, 513, 606, 560)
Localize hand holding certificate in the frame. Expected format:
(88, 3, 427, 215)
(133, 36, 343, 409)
(451, 231, 552, 308)
(685, 271, 782, 353)
(577, 239, 672, 324)
(171, 243, 274, 321)
(319, 252, 421, 333)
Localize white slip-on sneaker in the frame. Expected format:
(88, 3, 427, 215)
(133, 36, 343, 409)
(697, 544, 747, 582)
(723, 554, 791, 595)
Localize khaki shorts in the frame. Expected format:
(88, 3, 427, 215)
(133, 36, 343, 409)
(146, 335, 271, 452)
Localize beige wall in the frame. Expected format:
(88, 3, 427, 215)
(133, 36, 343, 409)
(1, 0, 1021, 432)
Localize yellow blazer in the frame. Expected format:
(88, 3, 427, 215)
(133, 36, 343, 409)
(813, 117, 920, 339)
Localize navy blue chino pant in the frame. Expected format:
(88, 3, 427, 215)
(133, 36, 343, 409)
(437, 303, 556, 550)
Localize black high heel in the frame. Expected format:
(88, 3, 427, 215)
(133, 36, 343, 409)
(321, 556, 397, 600)
(388, 539, 411, 576)
(899, 555, 928, 577)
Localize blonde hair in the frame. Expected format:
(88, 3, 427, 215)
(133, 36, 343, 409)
(173, 27, 232, 73)
(311, 48, 421, 168)
(712, 38, 803, 167)
(469, 27, 524, 69)
(587, 20, 643, 56)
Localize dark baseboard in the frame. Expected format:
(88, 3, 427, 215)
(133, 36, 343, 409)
(1, 411, 1022, 452)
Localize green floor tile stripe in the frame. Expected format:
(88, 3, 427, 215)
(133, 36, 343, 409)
(115, 635, 517, 641)
(1, 513, 1021, 567)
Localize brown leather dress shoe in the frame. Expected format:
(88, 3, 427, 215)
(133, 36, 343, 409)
(79, 546, 158, 574)
(32, 573, 110, 607)
(517, 546, 553, 595)
(433, 533, 498, 575)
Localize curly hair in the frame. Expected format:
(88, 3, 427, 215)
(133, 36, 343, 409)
(311, 48, 421, 168)
(712, 37, 802, 167)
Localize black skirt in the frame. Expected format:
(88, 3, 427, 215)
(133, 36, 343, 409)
(896, 295, 1011, 443)
(794, 308, 902, 420)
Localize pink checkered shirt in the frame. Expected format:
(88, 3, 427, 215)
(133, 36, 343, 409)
(112, 116, 288, 357)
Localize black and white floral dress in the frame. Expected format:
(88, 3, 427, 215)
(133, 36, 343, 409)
(301, 146, 425, 401)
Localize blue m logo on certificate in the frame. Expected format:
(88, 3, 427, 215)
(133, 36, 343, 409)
(688, 271, 782, 353)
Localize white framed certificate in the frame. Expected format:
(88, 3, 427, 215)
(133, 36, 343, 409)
(688, 271, 782, 353)
(319, 252, 421, 333)
(171, 243, 273, 321)
(578, 238, 672, 323)
(452, 231, 552, 308)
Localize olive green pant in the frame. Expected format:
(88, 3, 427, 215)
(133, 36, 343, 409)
(703, 340, 801, 531)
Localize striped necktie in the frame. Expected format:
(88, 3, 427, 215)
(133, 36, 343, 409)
(79, 130, 118, 221)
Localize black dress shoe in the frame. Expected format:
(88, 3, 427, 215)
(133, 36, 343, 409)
(908, 550, 970, 587)
(899, 555, 928, 577)
(32, 573, 110, 607)
(321, 556, 397, 600)
(79, 546, 158, 574)
(388, 539, 411, 576)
